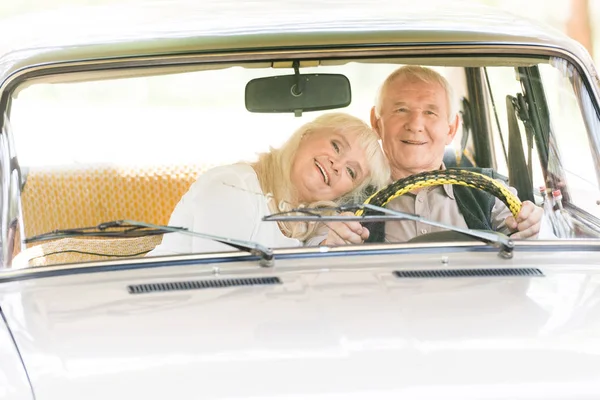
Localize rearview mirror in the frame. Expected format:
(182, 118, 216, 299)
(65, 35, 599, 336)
(245, 73, 351, 117)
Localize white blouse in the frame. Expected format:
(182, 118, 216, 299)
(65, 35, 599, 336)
(147, 163, 300, 256)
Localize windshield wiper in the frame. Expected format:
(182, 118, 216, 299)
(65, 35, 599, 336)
(25, 220, 274, 267)
(25, 221, 170, 243)
(263, 203, 514, 259)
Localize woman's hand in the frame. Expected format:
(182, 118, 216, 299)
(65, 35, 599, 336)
(323, 211, 370, 245)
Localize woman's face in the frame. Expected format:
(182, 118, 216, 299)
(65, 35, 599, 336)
(290, 128, 370, 203)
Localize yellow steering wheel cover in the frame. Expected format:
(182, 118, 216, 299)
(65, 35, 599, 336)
(357, 169, 522, 218)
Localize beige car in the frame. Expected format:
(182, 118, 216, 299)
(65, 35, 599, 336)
(1, 1, 600, 399)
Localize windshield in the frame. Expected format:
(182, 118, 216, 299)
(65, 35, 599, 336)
(5, 54, 600, 268)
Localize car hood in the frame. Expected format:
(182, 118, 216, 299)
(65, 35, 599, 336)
(2, 249, 600, 399)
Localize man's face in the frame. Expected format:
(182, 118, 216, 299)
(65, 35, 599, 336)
(371, 76, 458, 179)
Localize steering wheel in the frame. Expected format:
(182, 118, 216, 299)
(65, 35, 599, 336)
(356, 168, 522, 218)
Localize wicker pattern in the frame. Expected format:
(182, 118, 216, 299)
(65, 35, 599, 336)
(358, 168, 522, 217)
(21, 164, 211, 238)
(13, 235, 163, 267)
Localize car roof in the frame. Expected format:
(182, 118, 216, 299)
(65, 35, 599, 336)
(0, 0, 593, 84)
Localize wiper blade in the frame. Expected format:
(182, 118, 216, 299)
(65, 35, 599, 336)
(263, 204, 514, 259)
(25, 220, 274, 267)
(25, 221, 168, 243)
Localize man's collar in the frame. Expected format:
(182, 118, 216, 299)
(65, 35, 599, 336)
(439, 162, 455, 200)
(442, 182, 456, 200)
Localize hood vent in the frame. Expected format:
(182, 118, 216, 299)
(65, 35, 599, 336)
(127, 276, 281, 294)
(394, 268, 543, 279)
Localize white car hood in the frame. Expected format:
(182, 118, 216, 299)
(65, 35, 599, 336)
(2, 250, 600, 400)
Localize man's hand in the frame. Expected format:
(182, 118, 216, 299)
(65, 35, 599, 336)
(322, 211, 369, 245)
(505, 200, 544, 239)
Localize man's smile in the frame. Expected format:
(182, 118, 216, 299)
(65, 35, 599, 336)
(401, 139, 427, 145)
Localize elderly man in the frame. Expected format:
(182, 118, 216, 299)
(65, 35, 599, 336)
(325, 65, 545, 245)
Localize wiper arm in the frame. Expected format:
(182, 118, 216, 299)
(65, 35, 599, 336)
(263, 204, 514, 259)
(25, 220, 274, 267)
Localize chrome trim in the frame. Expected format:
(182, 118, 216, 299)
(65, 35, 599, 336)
(1, 239, 599, 284)
(0, 43, 587, 93)
(6, 117, 23, 267)
(0, 115, 24, 268)
(0, 122, 8, 265)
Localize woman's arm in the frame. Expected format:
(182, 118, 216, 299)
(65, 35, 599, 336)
(147, 167, 262, 256)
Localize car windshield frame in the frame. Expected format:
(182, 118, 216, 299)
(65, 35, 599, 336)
(2, 42, 600, 270)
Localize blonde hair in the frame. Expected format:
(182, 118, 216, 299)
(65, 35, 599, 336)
(374, 65, 458, 123)
(252, 112, 390, 241)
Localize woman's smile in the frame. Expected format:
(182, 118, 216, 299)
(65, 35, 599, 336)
(314, 160, 330, 185)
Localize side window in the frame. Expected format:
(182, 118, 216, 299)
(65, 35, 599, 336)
(485, 62, 600, 215)
(484, 60, 600, 238)
(539, 62, 600, 216)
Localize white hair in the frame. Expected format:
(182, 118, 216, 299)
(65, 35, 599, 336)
(374, 65, 458, 123)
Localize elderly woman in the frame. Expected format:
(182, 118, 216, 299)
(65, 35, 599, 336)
(147, 112, 390, 256)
